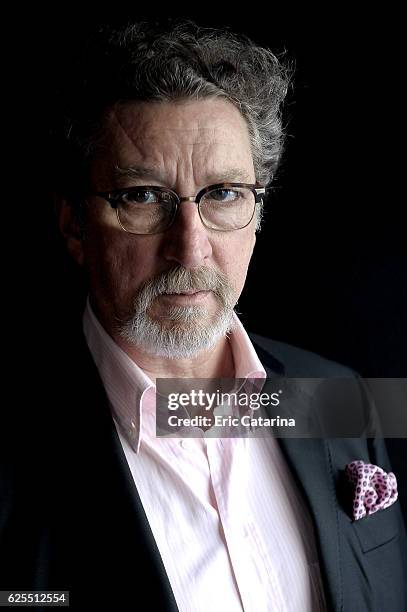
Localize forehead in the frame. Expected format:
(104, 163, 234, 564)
(105, 98, 251, 145)
(98, 99, 252, 167)
(91, 98, 255, 189)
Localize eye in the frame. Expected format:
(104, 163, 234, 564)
(208, 188, 242, 202)
(121, 189, 160, 205)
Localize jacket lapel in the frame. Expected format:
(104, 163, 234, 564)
(54, 328, 180, 611)
(252, 342, 343, 612)
(274, 436, 342, 611)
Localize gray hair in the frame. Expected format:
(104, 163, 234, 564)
(52, 20, 292, 206)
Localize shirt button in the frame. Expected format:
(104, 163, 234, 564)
(180, 439, 196, 451)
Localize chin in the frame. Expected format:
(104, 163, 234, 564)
(118, 305, 236, 359)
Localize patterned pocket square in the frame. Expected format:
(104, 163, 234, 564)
(345, 460, 398, 521)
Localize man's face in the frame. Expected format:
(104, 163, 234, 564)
(62, 98, 258, 357)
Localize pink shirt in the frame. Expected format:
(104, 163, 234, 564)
(84, 301, 327, 611)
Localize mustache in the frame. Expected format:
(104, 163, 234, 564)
(133, 265, 235, 312)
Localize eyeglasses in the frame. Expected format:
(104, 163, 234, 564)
(88, 183, 266, 234)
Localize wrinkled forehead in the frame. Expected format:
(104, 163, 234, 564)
(91, 99, 255, 187)
(102, 99, 253, 149)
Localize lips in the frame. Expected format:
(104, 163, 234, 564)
(159, 290, 211, 303)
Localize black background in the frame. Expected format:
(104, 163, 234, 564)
(10, 10, 406, 511)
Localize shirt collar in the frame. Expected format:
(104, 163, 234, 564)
(83, 298, 266, 453)
(229, 317, 267, 381)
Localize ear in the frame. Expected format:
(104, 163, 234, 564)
(250, 223, 257, 254)
(55, 197, 85, 267)
(250, 232, 257, 259)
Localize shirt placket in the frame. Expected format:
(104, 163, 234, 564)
(204, 438, 287, 612)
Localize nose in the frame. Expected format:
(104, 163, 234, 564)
(160, 200, 212, 269)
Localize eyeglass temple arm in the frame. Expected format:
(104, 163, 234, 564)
(255, 188, 266, 200)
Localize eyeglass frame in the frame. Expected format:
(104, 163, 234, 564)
(87, 182, 267, 235)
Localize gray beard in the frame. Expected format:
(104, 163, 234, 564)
(117, 266, 237, 359)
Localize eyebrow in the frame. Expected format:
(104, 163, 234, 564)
(113, 164, 253, 186)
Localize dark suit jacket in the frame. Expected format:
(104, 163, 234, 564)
(1, 328, 406, 611)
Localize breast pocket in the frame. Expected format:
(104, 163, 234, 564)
(351, 502, 404, 553)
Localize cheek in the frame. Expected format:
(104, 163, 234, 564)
(215, 230, 255, 293)
(83, 229, 157, 301)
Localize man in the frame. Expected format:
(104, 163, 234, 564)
(1, 20, 406, 611)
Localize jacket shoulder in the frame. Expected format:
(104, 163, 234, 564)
(248, 332, 355, 377)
